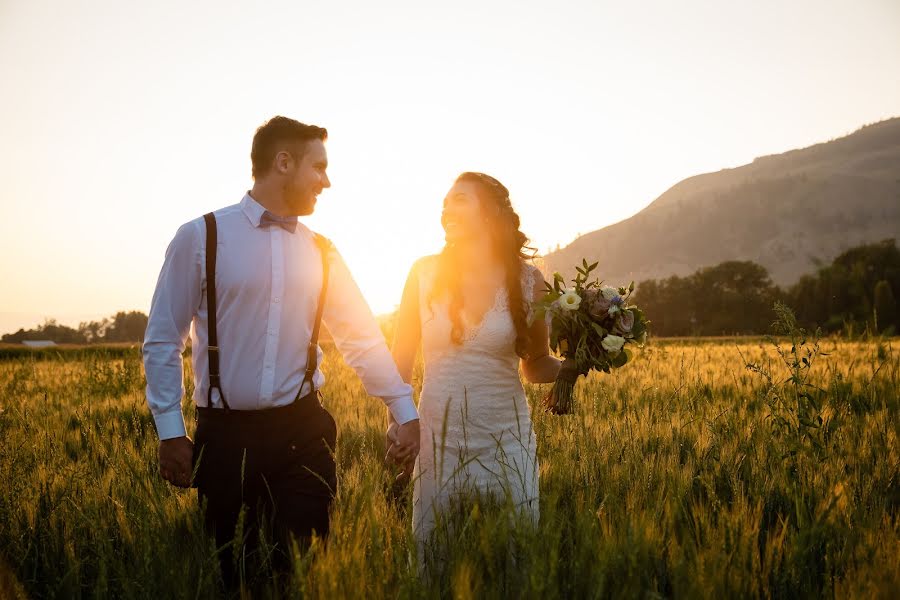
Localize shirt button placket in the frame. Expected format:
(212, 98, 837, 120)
(261, 228, 283, 408)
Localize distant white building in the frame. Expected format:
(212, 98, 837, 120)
(22, 340, 56, 348)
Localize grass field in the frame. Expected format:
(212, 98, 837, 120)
(0, 330, 898, 598)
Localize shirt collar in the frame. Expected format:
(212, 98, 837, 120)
(240, 193, 267, 227)
(240, 192, 300, 232)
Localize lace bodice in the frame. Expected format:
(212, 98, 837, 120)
(415, 257, 540, 428)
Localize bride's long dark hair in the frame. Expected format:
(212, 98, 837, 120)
(430, 172, 536, 359)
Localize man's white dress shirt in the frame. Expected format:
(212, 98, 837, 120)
(143, 193, 418, 440)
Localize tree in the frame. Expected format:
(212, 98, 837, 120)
(103, 311, 149, 343)
(632, 275, 696, 336)
(691, 261, 779, 335)
(78, 319, 108, 344)
(874, 279, 897, 333)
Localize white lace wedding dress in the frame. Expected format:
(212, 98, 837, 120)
(411, 256, 540, 558)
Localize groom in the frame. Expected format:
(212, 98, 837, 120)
(142, 116, 420, 583)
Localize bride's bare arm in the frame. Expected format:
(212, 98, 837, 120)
(388, 261, 421, 428)
(521, 272, 562, 384)
(386, 263, 422, 469)
(391, 262, 421, 385)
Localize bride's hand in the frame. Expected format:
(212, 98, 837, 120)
(385, 418, 419, 480)
(392, 419, 420, 463)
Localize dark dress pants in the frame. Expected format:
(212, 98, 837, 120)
(192, 393, 337, 590)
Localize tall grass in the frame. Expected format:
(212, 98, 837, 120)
(0, 335, 897, 598)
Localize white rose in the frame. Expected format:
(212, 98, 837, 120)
(557, 288, 582, 311)
(601, 334, 626, 354)
(608, 304, 621, 316)
(601, 286, 619, 300)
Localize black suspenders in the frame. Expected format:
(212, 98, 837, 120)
(202, 212, 332, 410)
(203, 213, 228, 410)
(298, 232, 331, 403)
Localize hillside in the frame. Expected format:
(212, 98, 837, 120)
(543, 118, 900, 287)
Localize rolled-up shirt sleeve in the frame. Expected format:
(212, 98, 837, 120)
(321, 244, 419, 424)
(142, 221, 202, 440)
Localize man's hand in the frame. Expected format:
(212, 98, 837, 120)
(385, 418, 420, 479)
(394, 418, 420, 456)
(158, 436, 194, 488)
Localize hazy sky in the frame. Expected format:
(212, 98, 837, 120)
(1, 0, 899, 334)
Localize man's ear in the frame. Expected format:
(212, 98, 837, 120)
(274, 150, 293, 174)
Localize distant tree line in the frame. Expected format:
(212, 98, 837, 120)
(4, 239, 898, 343)
(1, 311, 149, 344)
(632, 239, 899, 337)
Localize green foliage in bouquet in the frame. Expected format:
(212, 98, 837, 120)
(531, 259, 650, 414)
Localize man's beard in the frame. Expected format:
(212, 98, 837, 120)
(283, 182, 315, 216)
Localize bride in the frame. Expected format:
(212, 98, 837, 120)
(389, 171, 561, 566)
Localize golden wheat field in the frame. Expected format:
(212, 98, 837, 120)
(0, 334, 898, 599)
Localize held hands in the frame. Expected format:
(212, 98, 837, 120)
(158, 436, 194, 488)
(385, 417, 420, 481)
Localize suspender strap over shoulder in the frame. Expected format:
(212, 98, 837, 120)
(297, 233, 333, 401)
(203, 212, 231, 410)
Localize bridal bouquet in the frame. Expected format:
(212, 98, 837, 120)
(531, 259, 650, 414)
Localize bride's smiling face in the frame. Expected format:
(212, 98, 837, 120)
(441, 180, 490, 244)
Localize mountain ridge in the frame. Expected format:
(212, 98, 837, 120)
(543, 117, 900, 288)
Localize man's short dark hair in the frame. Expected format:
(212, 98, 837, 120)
(251, 116, 328, 179)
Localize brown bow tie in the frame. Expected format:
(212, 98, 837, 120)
(260, 211, 298, 233)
